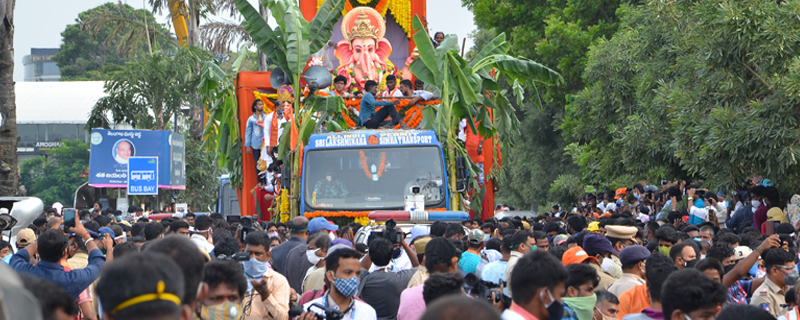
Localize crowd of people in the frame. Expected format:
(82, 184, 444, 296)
(1, 178, 799, 320)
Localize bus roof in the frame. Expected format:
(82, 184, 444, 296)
(306, 129, 440, 150)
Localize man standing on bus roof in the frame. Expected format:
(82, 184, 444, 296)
(358, 80, 404, 129)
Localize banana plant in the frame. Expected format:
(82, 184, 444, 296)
(408, 15, 563, 215)
(236, 0, 347, 216)
(199, 43, 252, 189)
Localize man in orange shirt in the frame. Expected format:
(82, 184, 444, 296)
(617, 253, 676, 319)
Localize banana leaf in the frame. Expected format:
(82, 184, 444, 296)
(308, 0, 345, 53)
(284, 7, 311, 78)
(236, 0, 289, 76)
(490, 55, 564, 86)
(411, 15, 440, 87)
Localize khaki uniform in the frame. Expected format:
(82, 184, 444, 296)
(609, 255, 623, 279)
(591, 262, 617, 291)
(405, 266, 428, 288)
(750, 277, 789, 318)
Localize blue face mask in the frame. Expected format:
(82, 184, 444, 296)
(392, 248, 403, 259)
(334, 275, 360, 298)
(116, 215, 123, 221)
(749, 262, 759, 277)
(243, 258, 269, 279)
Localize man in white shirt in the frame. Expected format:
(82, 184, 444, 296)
(299, 247, 377, 320)
(190, 215, 214, 253)
(262, 100, 291, 184)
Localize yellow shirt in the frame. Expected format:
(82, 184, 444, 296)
(243, 268, 291, 320)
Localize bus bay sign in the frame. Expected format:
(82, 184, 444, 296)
(128, 157, 158, 195)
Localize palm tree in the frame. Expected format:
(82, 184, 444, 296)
(0, 0, 18, 196)
(87, 47, 213, 131)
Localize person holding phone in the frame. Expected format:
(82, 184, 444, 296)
(9, 217, 112, 300)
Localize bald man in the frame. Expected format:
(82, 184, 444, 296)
(270, 216, 309, 275)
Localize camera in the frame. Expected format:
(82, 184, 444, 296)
(217, 252, 249, 261)
(240, 217, 255, 240)
(410, 185, 421, 195)
(288, 303, 346, 320)
(464, 273, 511, 309)
(367, 219, 403, 245)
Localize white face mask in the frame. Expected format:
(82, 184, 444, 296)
(329, 232, 336, 241)
(600, 257, 614, 273)
(752, 200, 761, 208)
(306, 249, 323, 264)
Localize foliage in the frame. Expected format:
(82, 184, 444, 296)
(20, 140, 90, 206)
(173, 138, 222, 210)
(464, 0, 622, 209)
(548, 174, 584, 209)
(87, 46, 213, 131)
(564, 0, 800, 193)
(199, 43, 251, 189)
(233, 0, 349, 215)
(54, 2, 175, 81)
(409, 15, 563, 216)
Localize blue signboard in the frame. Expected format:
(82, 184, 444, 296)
(89, 129, 185, 189)
(128, 157, 158, 195)
(306, 129, 440, 150)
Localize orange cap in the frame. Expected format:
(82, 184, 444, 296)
(562, 246, 598, 266)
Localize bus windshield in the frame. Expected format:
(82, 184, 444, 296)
(304, 146, 445, 210)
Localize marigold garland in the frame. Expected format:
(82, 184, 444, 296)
(319, 0, 412, 38)
(279, 188, 290, 214)
(359, 151, 386, 179)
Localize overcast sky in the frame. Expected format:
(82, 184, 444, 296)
(13, 0, 476, 82)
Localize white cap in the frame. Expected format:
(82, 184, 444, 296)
(734, 246, 753, 261)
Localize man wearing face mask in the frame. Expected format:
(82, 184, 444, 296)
(561, 263, 600, 320)
(271, 217, 309, 275)
(723, 235, 780, 304)
(300, 232, 332, 293)
(298, 248, 377, 320)
(502, 250, 568, 320)
(581, 234, 618, 291)
(749, 248, 798, 318)
(201, 260, 248, 320)
(668, 241, 699, 270)
(727, 187, 765, 233)
(285, 231, 331, 293)
(505, 231, 537, 298)
(606, 226, 639, 280)
(594, 290, 619, 320)
(608, 246, 649, 297)
(241, 232, 291, 320)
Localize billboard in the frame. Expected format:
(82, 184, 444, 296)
(89, 129, 185, 189)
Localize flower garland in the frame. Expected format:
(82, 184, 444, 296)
(359, 151, 386, 179)
(253, 91, 278, 113)
(279, 188, 290, 214)
(394, 105, 423, 129)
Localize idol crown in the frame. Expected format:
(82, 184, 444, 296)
(346, 12, 379, 40)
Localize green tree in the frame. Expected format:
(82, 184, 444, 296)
(54, 2, 175, 81)
(87, 46, 212, 130)
(174, 138, 221, 210)
(20, 140, 90, 205)
(464, 0, 622, 209)
(564, 0, 800, 193)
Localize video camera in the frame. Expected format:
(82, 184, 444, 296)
(240, 216, 255, 240)
(464, 273, 511, 309)
(367, 219, 403, 244)
(288, 303, 347, 320)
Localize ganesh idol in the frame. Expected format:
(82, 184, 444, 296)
(335, 7, 396, 93)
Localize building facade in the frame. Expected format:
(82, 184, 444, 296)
(22, 48, 61, 82)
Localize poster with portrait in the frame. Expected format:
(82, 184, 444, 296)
(89, 129, 185, 189)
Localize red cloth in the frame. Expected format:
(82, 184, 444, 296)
(254, 188, 274, 221)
